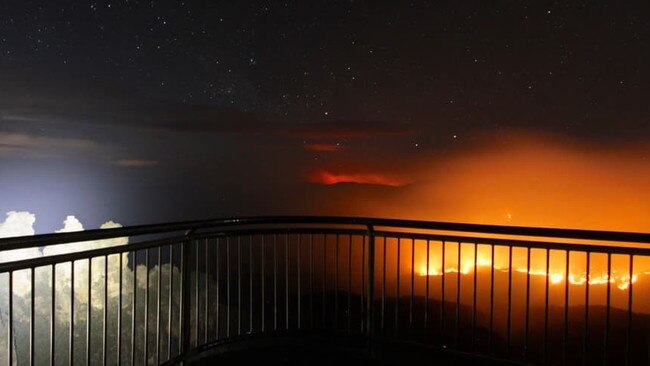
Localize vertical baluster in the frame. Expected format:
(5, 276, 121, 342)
(285, 233, 289, 330)
(167, 245, 173, 359)
(625, 255, 633, 366)
(335, 234, 339, 329)
(238, 236, 242, 335)
(507, 245, 513, 355)
(87, 259, 92, 366)
(215, 239, 220, 340)
(424, 240, 430, 337)
(226, 237, 231, 338)
(195, 241, 199, 344)
(410, 238, 415, 333)
(273, 234, 277, 331)
(52, 265, 56, 366)
(381, 236, 386, 334)
(261, 236, 265, 333)
(250, 235, 254, 334)
(179, 243, 189, 357)
(144, 250, 149, 364)
(131, 252, 136, 366)
(157, 247, 162, 365)
(103, 256, 108, 366)
(563, 250, 570, 365)
(298, 234, 302, 330)
(472, 243, 478, 351)
(456, 242, 462, 348)
(30, 267, 35, 366)
(310, 234, 314, 329)
(395, 238, 400, 335)
(118, 254, 123, 363)
(322, 234, 327, 328)
(205, 239, 209, 344)
(583, 252, 590, 366)
(441, 241, 446, 342)
(70, 262, 75, 366)
(8, 271, 13, 366)
(366, 225, 376, 357)
(524, 248, 530, 358)
(361, 234, 366, 333)
(489, 245, 495, 354)
(604, 253, 611, 365)
(348, 234, 352, 333)
(543, 248, 550, 365)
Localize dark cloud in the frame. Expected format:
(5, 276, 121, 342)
(111, 159, 159, 167)
(3, 65, 648, 150)
(1, 69, 417, 142)
(302, 143, 344, 152)
(0, 70, 270, 132)
(279, 120, 418, 139)
(0, 131, 104, 159)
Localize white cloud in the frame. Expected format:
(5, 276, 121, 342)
(55, 215, 85, 232)
(0, 212, 128, 262)
(42, 215, 129, 257)
(0, 211, 35, 237)
(0, 211, 40, 263)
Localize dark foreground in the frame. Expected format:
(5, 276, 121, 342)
(185, 333, 523, 366)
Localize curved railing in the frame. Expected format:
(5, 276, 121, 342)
(1, 216, 649, 365)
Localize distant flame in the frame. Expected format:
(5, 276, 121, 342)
(417, 261, 638, 290)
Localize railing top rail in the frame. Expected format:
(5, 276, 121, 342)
(1, 215, 649, 252)
(2, 225, 650, 273)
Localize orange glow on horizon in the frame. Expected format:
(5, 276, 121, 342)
(315, 132, 650, 313)
(301, 132, 650, 309)
(342, 132, 650, 232)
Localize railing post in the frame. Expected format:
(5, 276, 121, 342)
(180, 234, 193, 363)
(366, 224, 375, 358)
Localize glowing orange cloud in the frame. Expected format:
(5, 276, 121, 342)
(303, 143, 343, 152)
(307, 169, 406, 187)
(340, 131, 650, 233)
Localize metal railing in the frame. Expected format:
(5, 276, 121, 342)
(1, 216, 649, 365)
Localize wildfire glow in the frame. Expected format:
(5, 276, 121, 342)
(417, 262, 639, 290)
(324, 133, 650, 304)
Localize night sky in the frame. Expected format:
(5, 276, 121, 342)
(1, 1, 649, 233)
